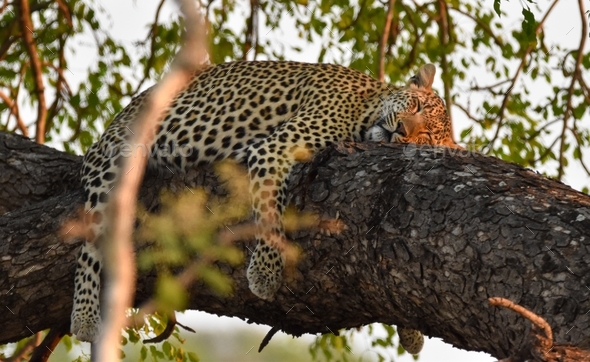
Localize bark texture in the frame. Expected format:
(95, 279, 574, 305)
(1, 131, 590, 360)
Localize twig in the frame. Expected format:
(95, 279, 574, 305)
(436, 0, 454, 134)
(448, 5, 504, 47)
(143, 313, 178, 344)
(134, 0, 167, 94)
(532, 134, 559, 164)
(487, 298, 590, 360)
(16, 0, 47, 144)
(470, 79, 511, 92)
(557, 0, 586, 181)
(377, 0, 396, 82)
(486, 0, 560, 153)
(46, 37, 70, 133)
(0, 19, 17, 62)
(6, 332, 42, 362)
(29, 323, 69, 362)
(258, 326, 280, 352)
(243, 0, 259, 60)
(454, 103, 484, 125)
(569, 128, 590, 176)
(126, 222, 256, 333)
(398, 2, 421, 70)
(54, 0, 72, 27)
(489, 297, 552, 342)
(95, 0, 208, 360)
(0, 90, 28, 137)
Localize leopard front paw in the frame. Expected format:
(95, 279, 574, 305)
(246, 258, 283, 300)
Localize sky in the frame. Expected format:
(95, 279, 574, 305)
(31, 0, 587, 361)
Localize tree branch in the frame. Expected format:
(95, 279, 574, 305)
(448, 5, 504, 48)
(243, 0, 258, 60)
(5, 332, 42, 362)
(0, 90, 28, 137)
(486, 0, 560, 153)
(557, 0, 586, 181)
(95, 0, 208, 359)
(435, 0, 454, 135)
(133, 0, 167, 94)
(377, 0, 395, 82)
(16, 0, 47, 144)
(2, 132, 590, 360)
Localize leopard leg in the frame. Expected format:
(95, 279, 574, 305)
(245, 137, 293, 300)
(70, 141, 122, 342)
(70, 241, 103, 342)
(245, 116, 342, 300)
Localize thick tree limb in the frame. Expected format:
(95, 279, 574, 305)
(1, 132, 590, 360)
(0, 133, 80, 214)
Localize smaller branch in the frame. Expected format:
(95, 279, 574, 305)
(489, 297, 590, 361)
(141, 313, 195, 344)
(344, 0, 367, 29)
(54, 0, 72, 27)
(0, 90, 28, 136)
(448, 6, 504, 47)
(5, 61, 30, 134)
(176, 321, 196, 333)
(29, 323, 69, 362)
(557, 0, 586, 180)
(143, 314, 178, 344)
(489, 297, 552, 341)
(522, 117, 561, 143)
(258, 326, 280, 352)
(134, 0, 167, 94)
(453, 103, 484, 125)
(470, 79, 511, 92)
(486, 0, 560, 153)
(0, 19, 17, 62)
(6, 332, 42, 362)
(243, 0, 258, 60)
(17, 0, 47, 144)
(96, 0, 208, 359)
(398, 2, 421, 70)
(126, 223, 256, 333)
(568, 128, 590, 176)
(377, 0, 395, 81)
(45, 37, 70, 133)
(532, 134, 560, 164)
(436, 0, 454, 134)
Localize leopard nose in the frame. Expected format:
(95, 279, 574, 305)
(395, 122, 407, 137)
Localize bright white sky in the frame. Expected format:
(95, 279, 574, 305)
(45, 0, 587, 361)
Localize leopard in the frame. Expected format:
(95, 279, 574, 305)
(70, 60, 461, 354)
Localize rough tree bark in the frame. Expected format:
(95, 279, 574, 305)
(1, 131, 590, 360)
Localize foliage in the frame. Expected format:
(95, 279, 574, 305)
(0, 0, 182, 150)
(137, 161, 249, 312)
(1, 0, 589, 360)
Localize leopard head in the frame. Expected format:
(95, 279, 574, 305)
(369, 64, 462, 149)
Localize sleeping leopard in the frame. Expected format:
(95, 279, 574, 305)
(70, 60, 461, 354)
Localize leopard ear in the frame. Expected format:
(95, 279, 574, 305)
(407, 64, 436, 91)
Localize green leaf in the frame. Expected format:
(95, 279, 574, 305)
(187, 352, 200, 362)
(156, 274, 188, 311)
(162, 341, 175, 359)
(140, 346, 148, 361)
(493, 0, 501, 17)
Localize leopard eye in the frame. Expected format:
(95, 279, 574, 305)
(416, 98, 422, 113)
